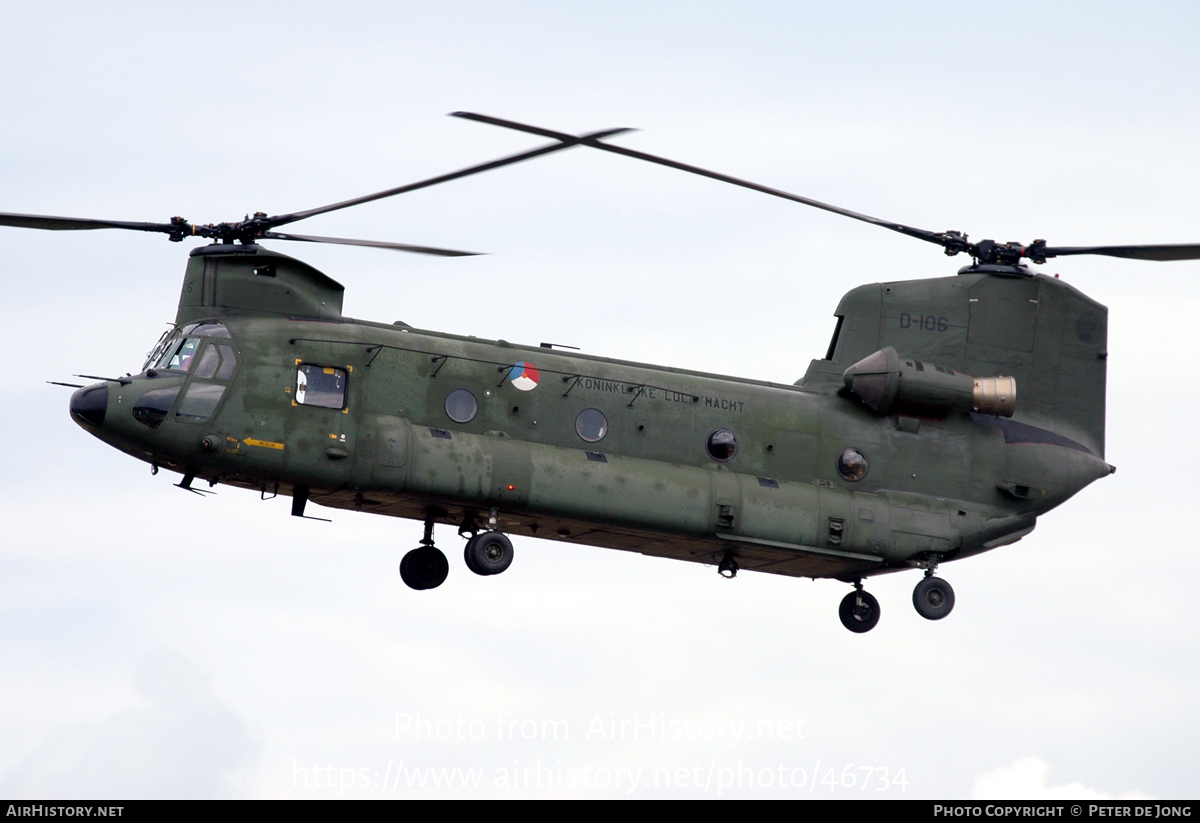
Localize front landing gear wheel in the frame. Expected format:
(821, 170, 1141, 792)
(400, 546, 449, 590)
(839, 590, 881, 633)
(913, 576, 955, 620)
(464, 531, 514, 576)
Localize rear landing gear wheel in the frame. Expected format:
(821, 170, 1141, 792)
(464, 531, 514, 576)
(400, 546, 449, 590)
(913, 575, 955, 620)
(839, 589, 881, 633)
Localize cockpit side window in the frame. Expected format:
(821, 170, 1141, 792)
(176, 383, 226, 421)
(194, 345, 220, 379)
(162, 338, 201, 372)
(193, 342, 239, 381)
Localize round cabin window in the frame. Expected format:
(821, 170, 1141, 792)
(445, 389, 479, 423)
(836, 447, 869, 482)
(575, 408, 608, 443)
(706, 428, 738, 461)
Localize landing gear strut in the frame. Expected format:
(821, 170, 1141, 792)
(717, 552, 739, 579)
(839, 581, 881, 633)
(400, 515, 449, 590)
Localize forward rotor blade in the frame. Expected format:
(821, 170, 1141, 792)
(264, 125, 629, 230)
(1041, 243, 1200, 262)
(451, 112, 950, 249)
(0, 211, 174, 234)
(451, 112, 635, 144)
(260, 231, 481, 256)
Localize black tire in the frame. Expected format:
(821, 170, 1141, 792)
(399, 546, 449, 590)
(465, 531, 514, 576)
(839, 590, 881, 633)
(912, 576, 955, 620)
(463, 535, 483, 575)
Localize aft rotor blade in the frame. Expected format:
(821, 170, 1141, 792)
(265, 125, 633, 230)
(1041, 243, 1200, 262)
(451, 112, 951, 249)
(0, 211, 174, 234)
(260, 231, 481, 256)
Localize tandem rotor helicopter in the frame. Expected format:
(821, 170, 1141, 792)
(8, 112, 1198, 633)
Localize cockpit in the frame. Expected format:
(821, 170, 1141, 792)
(129, 321, 240, 430)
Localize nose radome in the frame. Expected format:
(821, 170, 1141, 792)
(70, 383, 108, 430)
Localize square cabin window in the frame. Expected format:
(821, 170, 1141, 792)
(296, 364, 347, 409)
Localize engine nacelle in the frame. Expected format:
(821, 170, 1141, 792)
(843, 347, 1015, 417)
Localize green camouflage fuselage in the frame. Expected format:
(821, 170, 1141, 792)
(73, 245, 1113, 581)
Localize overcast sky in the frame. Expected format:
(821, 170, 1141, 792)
(1, 1, 1198, 798)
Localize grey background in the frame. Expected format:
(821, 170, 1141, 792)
(1, 1, 1196, 798)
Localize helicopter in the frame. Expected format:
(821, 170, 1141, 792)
(8, 113, 1199, 633)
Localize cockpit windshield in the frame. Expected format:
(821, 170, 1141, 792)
(142, 328, 176, 372)
(142, 321, 232, 373)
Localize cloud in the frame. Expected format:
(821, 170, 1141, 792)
(1, 649, 260, 799)
(971, 757, 1152, 801)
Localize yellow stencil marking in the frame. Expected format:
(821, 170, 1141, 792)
(244, 438, 285, 450)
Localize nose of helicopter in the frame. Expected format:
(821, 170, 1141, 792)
(69, 382, 108, 430)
